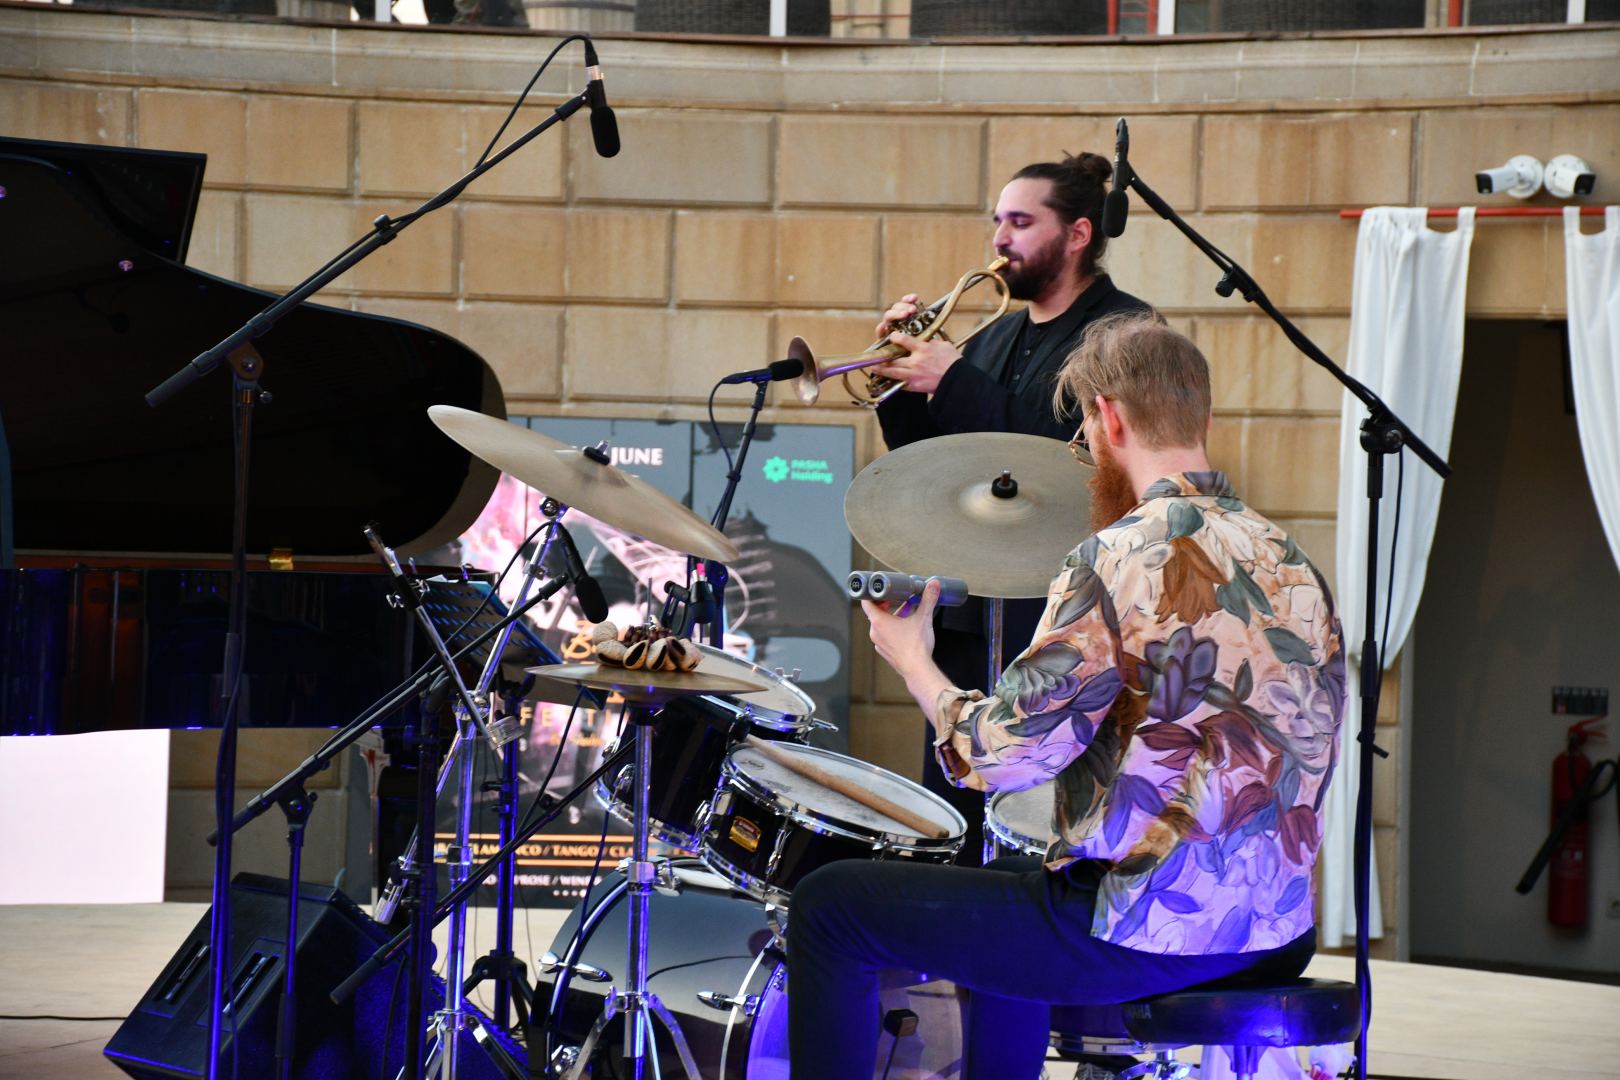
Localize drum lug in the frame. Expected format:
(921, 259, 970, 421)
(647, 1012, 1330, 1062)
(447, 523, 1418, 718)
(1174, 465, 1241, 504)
(764, 904, 788, 950)
(539, 950, 612, 984)
(809, 716, 839, 733)
(764, 822, 791, 881)
(696, 990, 761, 1017)
(694, 798, 713, 837)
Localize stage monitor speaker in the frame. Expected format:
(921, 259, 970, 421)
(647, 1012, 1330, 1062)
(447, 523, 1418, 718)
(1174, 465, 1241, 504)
(104, 872, 517, 1080)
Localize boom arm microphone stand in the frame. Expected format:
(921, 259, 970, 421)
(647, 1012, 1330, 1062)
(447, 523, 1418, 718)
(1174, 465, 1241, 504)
(1105, 118, 1451, 1080)
(142, 40, 609, 1079)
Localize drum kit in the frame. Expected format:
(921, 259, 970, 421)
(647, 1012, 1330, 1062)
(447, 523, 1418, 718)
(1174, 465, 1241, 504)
(404, 406, 1091, 1080)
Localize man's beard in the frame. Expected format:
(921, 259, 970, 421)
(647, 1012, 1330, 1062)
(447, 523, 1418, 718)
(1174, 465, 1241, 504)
(1001, 233, 1069, 301)
(1088, 437, 1139, 534)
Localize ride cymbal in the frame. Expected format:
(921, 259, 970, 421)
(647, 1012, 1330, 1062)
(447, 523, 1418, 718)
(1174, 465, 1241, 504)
(844, 432, 1091, 599)
(428, 405, 739, 563)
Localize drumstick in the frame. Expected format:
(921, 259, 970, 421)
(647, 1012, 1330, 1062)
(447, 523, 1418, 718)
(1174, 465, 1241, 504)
(741, 735, 951, 840)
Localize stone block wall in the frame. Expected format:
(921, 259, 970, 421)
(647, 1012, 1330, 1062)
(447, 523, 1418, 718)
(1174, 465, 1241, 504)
(3, 7, 1616, 945)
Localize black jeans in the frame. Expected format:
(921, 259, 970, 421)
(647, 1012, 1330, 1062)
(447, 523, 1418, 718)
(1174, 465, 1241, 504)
(786, 855, 1314, 1079)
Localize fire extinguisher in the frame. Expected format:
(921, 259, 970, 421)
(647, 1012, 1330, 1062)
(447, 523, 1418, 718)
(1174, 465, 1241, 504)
(1519, 716, 1616, 925)
(1549, 718, 1604, 927)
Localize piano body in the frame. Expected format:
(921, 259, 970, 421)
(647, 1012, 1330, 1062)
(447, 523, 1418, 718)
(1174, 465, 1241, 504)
(0, 136, 502, 903)
(0, 136, 502, 737)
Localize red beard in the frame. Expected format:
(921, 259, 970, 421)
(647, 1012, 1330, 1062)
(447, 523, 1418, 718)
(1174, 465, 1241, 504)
(1088, 437, 1139, 534)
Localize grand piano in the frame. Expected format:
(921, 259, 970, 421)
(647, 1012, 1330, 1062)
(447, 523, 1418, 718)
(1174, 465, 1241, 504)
(0, 136, 503, 735)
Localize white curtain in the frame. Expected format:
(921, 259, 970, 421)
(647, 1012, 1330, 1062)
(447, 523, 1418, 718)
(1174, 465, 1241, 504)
(1324, 207, 1476, 948)
(1565, 206, 1620, 574)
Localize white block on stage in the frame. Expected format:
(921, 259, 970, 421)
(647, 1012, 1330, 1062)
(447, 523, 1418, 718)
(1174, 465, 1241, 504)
(0, 730, 170, 904)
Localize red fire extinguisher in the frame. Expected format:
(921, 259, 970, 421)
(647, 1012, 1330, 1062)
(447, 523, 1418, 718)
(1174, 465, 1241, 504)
(1548, 717, 1605, 928)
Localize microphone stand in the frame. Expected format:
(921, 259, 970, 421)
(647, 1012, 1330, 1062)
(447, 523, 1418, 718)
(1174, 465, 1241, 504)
(142, 72, 601, 1080)
(692, 377, 770, 648)
(1108, 118, 1451, 1080)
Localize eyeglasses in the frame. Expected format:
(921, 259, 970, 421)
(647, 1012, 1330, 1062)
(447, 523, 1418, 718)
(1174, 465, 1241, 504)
(1068, 418, 1094, 467)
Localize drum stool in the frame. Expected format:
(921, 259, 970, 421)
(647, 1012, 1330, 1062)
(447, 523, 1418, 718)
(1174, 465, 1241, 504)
(1051, 979, 1361, 1080)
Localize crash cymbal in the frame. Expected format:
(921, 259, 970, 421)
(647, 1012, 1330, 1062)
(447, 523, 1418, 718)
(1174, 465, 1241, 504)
(844, 432, 1090, 599)
(429, 405, 739, 564)
(524, 661, 773, 707)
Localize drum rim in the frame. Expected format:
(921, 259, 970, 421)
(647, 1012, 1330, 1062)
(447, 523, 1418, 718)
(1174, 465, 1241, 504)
(693, 642, 817, 732)
(986, 787, 1050, 857)
(593, 766, 704, 850)
(717, 744, 968, 848)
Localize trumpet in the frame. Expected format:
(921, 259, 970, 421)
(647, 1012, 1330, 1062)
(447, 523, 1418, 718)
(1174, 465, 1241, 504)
(789, 256, 1012, 408)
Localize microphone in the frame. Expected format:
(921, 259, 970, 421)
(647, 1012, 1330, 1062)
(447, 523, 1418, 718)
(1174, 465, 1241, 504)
(582, 40, 620, 159)
(720, 357, 805, 386)
(555, 524, 609, 623)
(1102, 117, 1131, 239)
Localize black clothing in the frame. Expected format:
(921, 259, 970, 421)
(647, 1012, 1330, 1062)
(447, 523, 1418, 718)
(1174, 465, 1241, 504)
(872, 274, 1149, 864)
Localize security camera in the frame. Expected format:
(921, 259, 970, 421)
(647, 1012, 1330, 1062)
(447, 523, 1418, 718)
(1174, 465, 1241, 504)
(1475, 155, 1543, 199)
(1544, 154, 1595, 199)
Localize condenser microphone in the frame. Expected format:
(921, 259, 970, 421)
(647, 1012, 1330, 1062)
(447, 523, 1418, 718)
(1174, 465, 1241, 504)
(556, 524, 610, 622)
(720, 357, 805, 386)
(582, 40, 620, 159)
(1102, 117, 1132, 239)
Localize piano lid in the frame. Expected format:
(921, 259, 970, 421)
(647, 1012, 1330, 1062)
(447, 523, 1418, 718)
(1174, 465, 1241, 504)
(0, 137, 502, 560)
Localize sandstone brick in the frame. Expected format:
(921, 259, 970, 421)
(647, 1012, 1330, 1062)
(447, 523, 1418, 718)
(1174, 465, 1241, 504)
(1418, 105, 1620, 209)
(1243, 417, 1340, 516)
(1249, 217, 1358, 314)
(674, 212, 777, 305)
(357, 101, 463, 198)
(779, 215, 880, 308)
(573, 112, 773, 206)
(1472, 33, 1620, 98)
(243, 193, 356, 294)
(1198, 315, 1351, 414)
(566, 308, 772, 403)
(1465, 219, 1564, 318)
(1203, 114, 1413, 211)
(459, 302, 565, 399)
(773, 312, 885, 370)
(1233, 39, 1360, 104)
(987, 115, 1198, 215)
(567, 210, 669, 302)
(461, 104, 568, 202)
(1375, 823, 1399, 931)
(1373, 722, 1400, 829)
(461, 204, 567, 301)
(848, 703, 926, 781)
(941, 43, 1158, 110)
(244, 96, 351, 193)
(169, 728, 338, 790)
(350, 200, 454, 296)
(1206, 416, 1247, 491)
(779, 116, 983, 210)
(880, 215, 1001, 315)
(137, 90, 247, 186)
(186, 190, 240, 279)
(0, 82, 129, 145)
(1105, 214, 1255, 313)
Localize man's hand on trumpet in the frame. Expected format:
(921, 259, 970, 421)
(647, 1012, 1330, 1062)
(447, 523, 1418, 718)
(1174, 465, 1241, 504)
(873, 293, 963, 396)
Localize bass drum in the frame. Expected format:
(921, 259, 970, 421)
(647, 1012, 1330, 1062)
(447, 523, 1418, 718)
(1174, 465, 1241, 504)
(534, 862, 964, 1079)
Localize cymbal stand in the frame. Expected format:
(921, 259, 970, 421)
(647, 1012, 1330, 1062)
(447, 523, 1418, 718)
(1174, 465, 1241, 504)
(419, 503, 568, 1080)
(984, 596, 1005, 863)
(561, 701, 700, 1080)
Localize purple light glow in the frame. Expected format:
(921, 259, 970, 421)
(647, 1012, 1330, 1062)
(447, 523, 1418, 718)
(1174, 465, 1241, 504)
(117, 259, 135, 272)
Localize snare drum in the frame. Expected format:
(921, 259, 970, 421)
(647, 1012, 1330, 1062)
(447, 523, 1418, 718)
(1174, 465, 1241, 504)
(699, 743, 966, 905)
(595, 644, 819, 848)
(985, 781, 1057, 858)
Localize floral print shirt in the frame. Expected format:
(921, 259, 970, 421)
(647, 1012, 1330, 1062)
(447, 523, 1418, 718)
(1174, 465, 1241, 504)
(935, 472, 1345, 955)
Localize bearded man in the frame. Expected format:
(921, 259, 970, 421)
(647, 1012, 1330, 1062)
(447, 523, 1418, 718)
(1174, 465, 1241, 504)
(872, 152, 1151, 862)
(789, 314, 1345, 1078)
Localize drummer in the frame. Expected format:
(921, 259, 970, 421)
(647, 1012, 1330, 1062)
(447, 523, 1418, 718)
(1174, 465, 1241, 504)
(788, 313, 1345, 1077)
(872, 151, 1150, 864)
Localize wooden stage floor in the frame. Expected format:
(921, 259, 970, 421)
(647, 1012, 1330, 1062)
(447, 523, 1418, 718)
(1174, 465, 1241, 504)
(1, 901, 1613, 1079)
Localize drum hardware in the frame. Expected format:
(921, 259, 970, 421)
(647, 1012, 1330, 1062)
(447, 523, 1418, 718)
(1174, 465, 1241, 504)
(526, 665, 786, 1080)
(788, 256, 1012, 408)
(539, 952, 612, 984)
(696, 991, 761, 1016)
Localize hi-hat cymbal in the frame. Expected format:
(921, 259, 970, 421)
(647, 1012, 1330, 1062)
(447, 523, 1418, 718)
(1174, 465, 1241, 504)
(525, 661, 773, 707)
(429, 405, 739, 564)
(844, 432, 1091, 599)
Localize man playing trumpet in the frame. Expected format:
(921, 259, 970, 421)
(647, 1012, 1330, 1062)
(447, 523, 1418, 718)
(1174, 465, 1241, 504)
(874, 152, 1150, 861)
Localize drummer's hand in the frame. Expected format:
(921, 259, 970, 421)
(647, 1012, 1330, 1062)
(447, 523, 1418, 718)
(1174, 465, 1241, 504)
(871, 333, 962, 397)
(862, 578, 940, 677)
